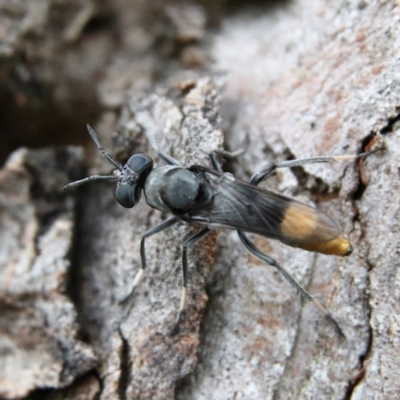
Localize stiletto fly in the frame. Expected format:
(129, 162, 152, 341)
(64, 124, 378, 337)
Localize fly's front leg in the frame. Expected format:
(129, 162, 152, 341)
(170, 227, 211, 336)
(120, 217, 179, 306)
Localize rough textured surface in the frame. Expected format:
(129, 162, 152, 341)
(352, 131, 400, 400)
(0, 147, 96, 398)
(177, 2, 399, 400)
(0, 0, 399, 399)
(0, 0, 106, 163)
(47, 374, 101, 400)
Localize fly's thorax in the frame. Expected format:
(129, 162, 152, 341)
(144, 165, 203, 213)
(144, 165, 179, 212)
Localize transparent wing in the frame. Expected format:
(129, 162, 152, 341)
(182, 166, 341, 248)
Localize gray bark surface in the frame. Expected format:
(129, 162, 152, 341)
(0, 1, 399, 399)
(0, 147, 96, 398)
(178, 2, 400, 400)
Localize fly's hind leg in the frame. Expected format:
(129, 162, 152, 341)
(211, 138, 379, 184)
(120, 217, 179, 308)
(237, 231, 344, 338)
(170, 227, 211, 336)
(250, 148, 380, 185)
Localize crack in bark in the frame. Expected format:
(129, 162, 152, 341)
(92, 369, 104, 400)
(342, 128, 386, 399)
(117, 328, 131, 400)
(272, 133, 382, 399)
(66, 188, 87, 332)
(342, 295, 373, 400)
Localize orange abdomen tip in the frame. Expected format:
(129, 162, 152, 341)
(301, 236, 353, 256)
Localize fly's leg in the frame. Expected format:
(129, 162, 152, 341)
(209, 135, 250, 170)
(161, 134, 248, 167)
(170, 227, 211, 336)
(213, 135, 250, 160)
(250, 148, 380, 185)
(237, 231, 344, 338)
(120, 217, 179, 306)
(209, 152, 222, 171)
(212, 140, 379, 184)
(159, 152, 180, 166)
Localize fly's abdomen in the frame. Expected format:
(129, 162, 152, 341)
(278, 201, 352, 256)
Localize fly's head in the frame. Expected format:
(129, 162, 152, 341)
(115, 153, 153, 208)
(63, 125, 153, 209)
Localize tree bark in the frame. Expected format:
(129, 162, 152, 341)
(0, 1, 399, 399)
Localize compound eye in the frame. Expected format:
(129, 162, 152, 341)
(127, 153, 153, 173)
(116, 184, 135, 208)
